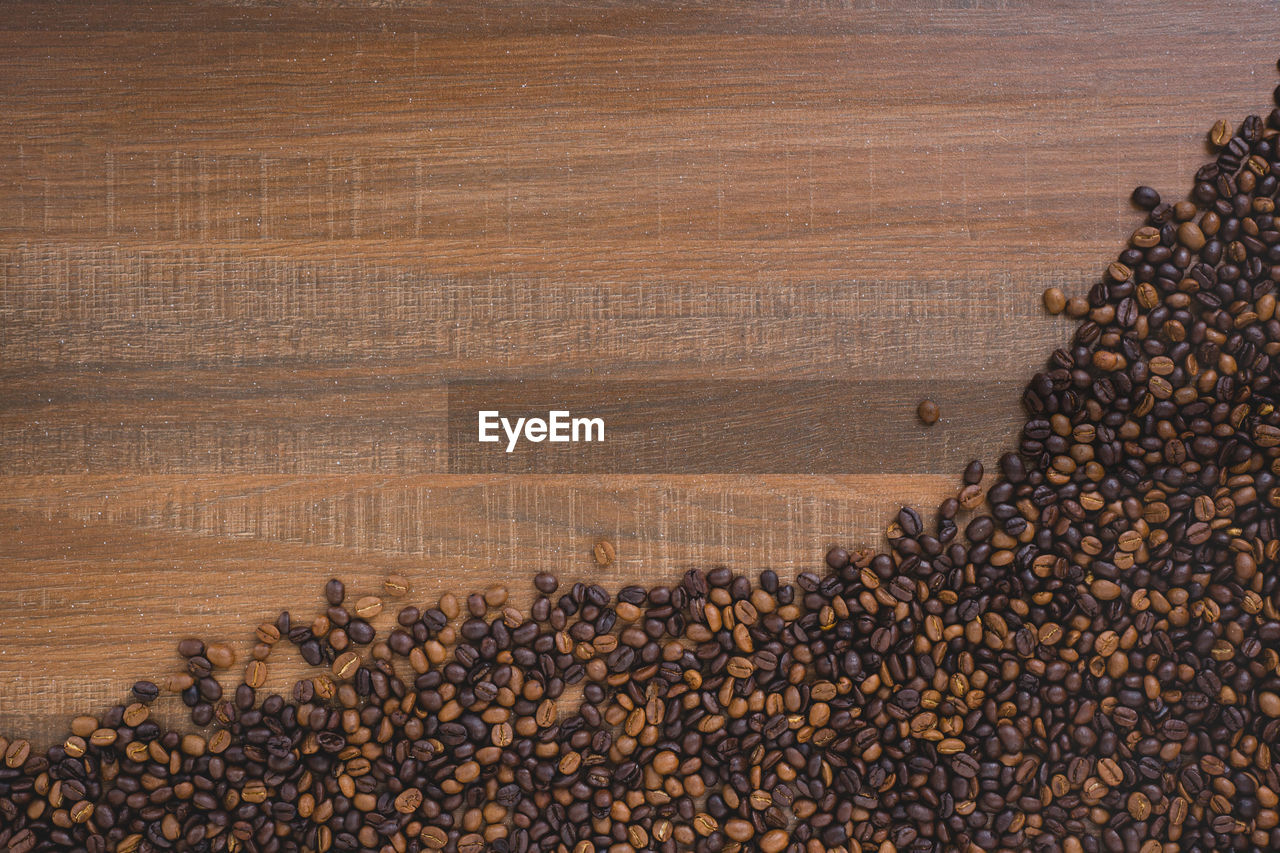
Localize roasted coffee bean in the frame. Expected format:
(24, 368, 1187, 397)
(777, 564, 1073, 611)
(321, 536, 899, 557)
(204, 643, 235, 669)
(130, 681, 159, 703)
(353, 596, 383, 619)
(592, 539, 615, 567)
(1131, 185, 1161, 209)
(1043, 286, 1067, 315)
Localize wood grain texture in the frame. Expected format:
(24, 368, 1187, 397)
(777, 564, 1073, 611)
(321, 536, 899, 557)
(1, 0, 1277, 742)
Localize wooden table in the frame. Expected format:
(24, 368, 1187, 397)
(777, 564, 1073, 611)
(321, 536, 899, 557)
(1, 1, 1276, 742)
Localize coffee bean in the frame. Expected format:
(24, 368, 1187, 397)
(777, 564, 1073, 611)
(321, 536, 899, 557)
(592, 539, 615, 567)
(824, 546, 849, 569)
(483, 584, 508, 607)
(1131, 185, 1161, 209)
(332, 651, 361, 679)
(420, 827, 448, 849)
(725, 656, 754, 678)
(383, 574, 410, 596)
(1098, 757, 1123, 786)
(131, 680, 159, 703)
(1043, 287, 1067, 315)
(121, 702, 148, 727)
(394, 788, 423, 814)
(346, 619, 375, 644)
(1128, 791, 1152, 821)
(244, 659, 267, 689)
(8, 829, 36, 853)
(204, 643, 235, 669)
(1210, 118, 1233, 148)
(760, 829, 789, 853)
(951, 753, 979, 778)
(916, 398, 940, 425)
(1177, 220, 1206, 250)
(652, 749, 679, 775)
(353, 596, 382, 619)
(4, 739, 29, 768)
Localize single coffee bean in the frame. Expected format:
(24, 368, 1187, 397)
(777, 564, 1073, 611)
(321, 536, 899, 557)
(420, 827, 447, 849)
(353, 596, 383, 619)
(383, 574, 411, 596)
(131, 681, 160, 703)
(244, 660, 268, 689)
(1065, 295, 1089, 317)
(1128, 791, 1151, 821)
(592, 539, 616, 567)
(1131, 185, 1161, 209)
(483, 584, 508, 607)
(394, 788, 423, 814)
(1043, 287, 1067, 315)
(8, 829, 36, 853)
(332, 651, 361, 679)
(4, 739, 30, 768)
(1210, 118, 1233, 148)
(205, 643, 235, 669)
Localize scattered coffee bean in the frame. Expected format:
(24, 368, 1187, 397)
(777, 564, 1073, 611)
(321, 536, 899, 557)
(592, 538, 615, 566)
(324, 577, 345, 605)
(129, 680, 159, 703)
(1131, 184, 1161, 209)
(1042, 286, 1066, 315)
(352, 595, 382, 619)
(204, 642, 235, 669)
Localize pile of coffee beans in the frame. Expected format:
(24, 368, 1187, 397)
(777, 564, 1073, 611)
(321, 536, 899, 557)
(5, 69, 1280, 853)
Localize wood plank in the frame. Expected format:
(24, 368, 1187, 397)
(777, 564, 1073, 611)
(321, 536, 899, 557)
(0, 376, 1024, 474)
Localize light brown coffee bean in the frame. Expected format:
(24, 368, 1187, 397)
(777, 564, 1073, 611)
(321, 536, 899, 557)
(354, 596, 383, 619)
(245, 660, 268, 689)
(332, 651, 361, 679)
(395, 788, 424, 814)
(593, 539, 616, 567)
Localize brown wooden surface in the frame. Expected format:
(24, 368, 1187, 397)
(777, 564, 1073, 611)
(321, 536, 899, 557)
(1, 1, 1277, 742)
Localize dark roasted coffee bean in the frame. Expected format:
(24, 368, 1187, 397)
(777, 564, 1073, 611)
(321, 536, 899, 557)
(1132, 185, 1161, 209)
(131, 680, 160, 703)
